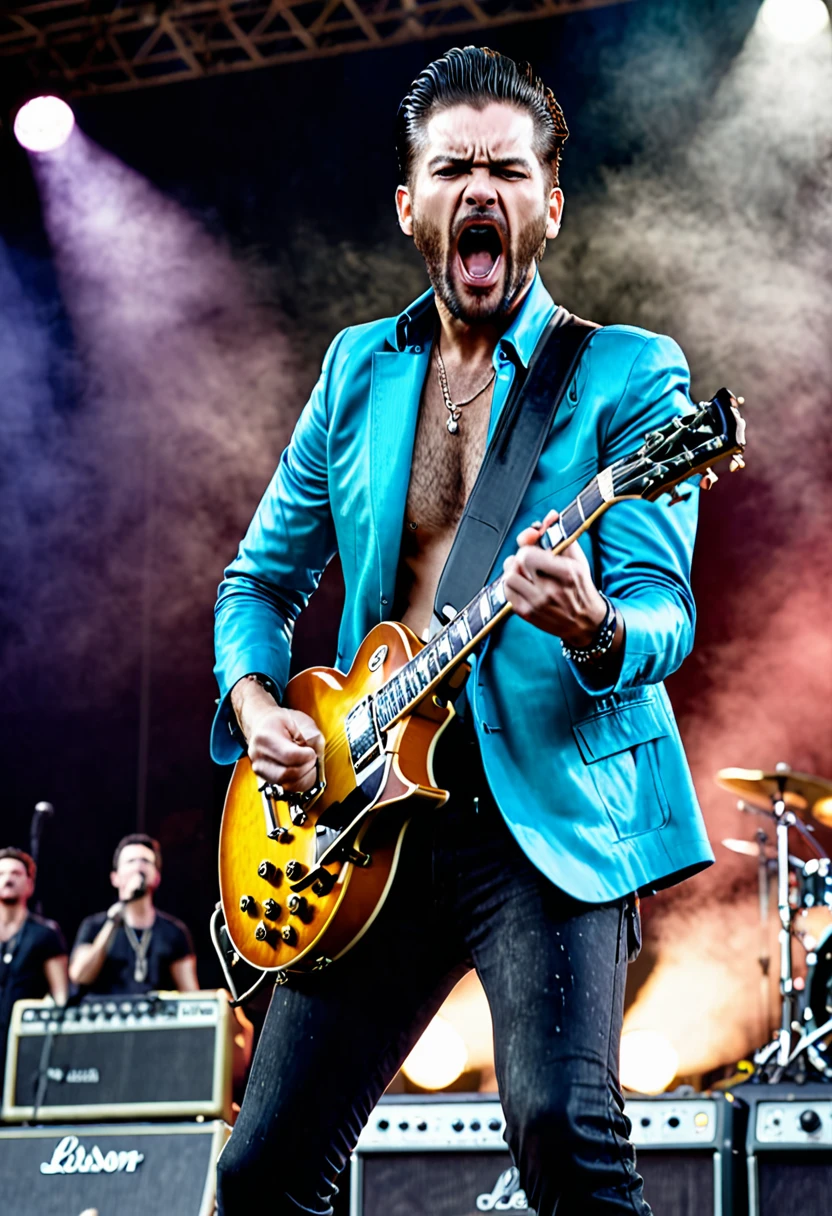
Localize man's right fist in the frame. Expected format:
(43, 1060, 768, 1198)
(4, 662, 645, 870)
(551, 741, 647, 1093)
(247, 705, 324, 794)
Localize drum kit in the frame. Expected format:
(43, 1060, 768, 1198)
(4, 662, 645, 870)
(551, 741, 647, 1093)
(717, 763, 832, 1083)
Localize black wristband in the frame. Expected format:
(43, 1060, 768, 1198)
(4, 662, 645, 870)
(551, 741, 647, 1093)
(561, 593, 618, 667)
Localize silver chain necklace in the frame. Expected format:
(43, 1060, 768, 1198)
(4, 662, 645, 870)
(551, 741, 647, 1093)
(124, 922, 153, 984)
(434, 344, 496, 434)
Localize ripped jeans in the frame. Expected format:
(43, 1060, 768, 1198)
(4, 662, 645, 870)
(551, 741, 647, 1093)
(217, 720, 650, 1216)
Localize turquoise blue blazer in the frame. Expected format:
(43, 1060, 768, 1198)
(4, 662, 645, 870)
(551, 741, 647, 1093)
(212, 273, 714, 903)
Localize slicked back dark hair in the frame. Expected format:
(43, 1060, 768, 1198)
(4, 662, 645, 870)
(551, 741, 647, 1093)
(395, 46, 569, 187)
(0, 847, 36, 881)
(112, 833, 162, 872)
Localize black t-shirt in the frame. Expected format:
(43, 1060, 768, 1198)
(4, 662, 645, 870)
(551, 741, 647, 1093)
(0, 914, 67, 1085)
(72, 909, 194, 996)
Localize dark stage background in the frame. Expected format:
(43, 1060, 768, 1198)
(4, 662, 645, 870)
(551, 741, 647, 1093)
(2, 0, 831, 1077)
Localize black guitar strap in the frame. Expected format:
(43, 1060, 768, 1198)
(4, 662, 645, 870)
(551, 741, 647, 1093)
(432, 308, 601, 629)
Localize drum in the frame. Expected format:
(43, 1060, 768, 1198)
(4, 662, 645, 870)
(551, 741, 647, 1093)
(802, 923, 832, 1077)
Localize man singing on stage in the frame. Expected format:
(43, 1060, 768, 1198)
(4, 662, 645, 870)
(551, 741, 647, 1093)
(69, 834, 199, 995)
(211, 47, 713, 1214)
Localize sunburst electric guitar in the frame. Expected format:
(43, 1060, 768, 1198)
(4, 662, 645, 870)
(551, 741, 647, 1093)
(218, 388, 746, 977)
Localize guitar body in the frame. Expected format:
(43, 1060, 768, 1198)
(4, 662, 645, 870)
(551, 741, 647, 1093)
(218, 622, 460, 975)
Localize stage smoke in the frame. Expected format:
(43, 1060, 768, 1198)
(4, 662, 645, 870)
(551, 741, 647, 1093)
(1, 132, 297, 713)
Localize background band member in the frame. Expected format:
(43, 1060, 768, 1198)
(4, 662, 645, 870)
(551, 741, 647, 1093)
(0, 847, 68, 1095)
(69, 833, 198, 994)
(211, 47, 712, 1215)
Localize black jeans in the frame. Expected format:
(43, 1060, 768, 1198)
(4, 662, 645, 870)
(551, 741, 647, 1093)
(217, 720, 651, 1215)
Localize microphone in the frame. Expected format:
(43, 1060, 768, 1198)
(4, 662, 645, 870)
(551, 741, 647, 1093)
(34, 801, 55, 817)
(124, 876, 147, 904)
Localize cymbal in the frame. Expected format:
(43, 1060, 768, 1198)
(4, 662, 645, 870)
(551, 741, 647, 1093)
(722, 837, 765, 858)
(716, 767, 832, 827)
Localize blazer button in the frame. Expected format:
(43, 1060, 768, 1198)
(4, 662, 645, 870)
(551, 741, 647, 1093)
(380, 597, 388, 606)
(412, 345, 422, 354)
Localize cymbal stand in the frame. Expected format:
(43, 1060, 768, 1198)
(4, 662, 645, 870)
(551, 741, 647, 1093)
(755, 828, 772, 1047)
(773, 783, 794, 1071)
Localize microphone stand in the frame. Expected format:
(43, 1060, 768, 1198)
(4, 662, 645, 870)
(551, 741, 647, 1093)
(29, 802, 55, 917)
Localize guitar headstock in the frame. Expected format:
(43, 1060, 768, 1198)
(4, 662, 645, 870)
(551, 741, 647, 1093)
(611, 388, 747, 504)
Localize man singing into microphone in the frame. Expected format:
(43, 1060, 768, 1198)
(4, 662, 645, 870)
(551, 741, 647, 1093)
(69, 834, 199, 994)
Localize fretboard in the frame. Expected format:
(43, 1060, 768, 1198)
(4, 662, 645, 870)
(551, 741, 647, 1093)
(373, 467, 616, 731)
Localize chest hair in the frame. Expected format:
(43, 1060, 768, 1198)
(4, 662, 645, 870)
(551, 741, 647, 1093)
(404, 369, 493, 535)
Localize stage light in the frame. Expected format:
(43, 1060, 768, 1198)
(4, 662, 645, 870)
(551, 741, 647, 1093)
(620, 1029, 679, 1095)
(13, 96, 75, 154)
(401, 1016, 469, 1091)
(758, 0, 830, 43)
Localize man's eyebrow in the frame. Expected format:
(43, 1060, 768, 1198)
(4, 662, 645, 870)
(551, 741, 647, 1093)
(427, 154, 534, 171)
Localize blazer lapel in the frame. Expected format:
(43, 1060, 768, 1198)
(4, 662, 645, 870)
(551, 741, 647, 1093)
(368, 347, 430, 618)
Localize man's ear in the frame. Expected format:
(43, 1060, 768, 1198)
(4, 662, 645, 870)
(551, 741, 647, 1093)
(396, 185, 414, 237)
(546, 187, 565, 240)
(110, 870, 119, 891)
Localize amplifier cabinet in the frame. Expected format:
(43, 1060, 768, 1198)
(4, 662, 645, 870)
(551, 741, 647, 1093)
(0, 1120, 229, 1216)
(352, 1093, 737, 1216)
(738, 1081, 832, 1216)
(2, 991, 234, 1123)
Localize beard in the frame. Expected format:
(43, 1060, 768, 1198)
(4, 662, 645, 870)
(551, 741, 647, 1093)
(412, 206, 548, 323)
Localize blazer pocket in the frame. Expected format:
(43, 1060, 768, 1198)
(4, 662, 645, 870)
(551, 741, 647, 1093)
(572, 700, 670, 841)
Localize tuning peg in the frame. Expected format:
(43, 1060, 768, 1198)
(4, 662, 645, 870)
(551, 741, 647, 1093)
(699, 468, 718, 491)
(729, 454, 746, 472)
(737, 396, 745, 405)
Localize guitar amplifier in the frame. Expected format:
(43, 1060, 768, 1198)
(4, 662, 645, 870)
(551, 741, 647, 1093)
(738, 1081, 832, 1215)
(352, 1093, 738, 1216)
(0, 1120, 229, 1216)
(2, 990, 234, 1123)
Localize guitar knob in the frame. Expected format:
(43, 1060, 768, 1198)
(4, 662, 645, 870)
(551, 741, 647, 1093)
(730, 454, 746, 472)
(281, 925, 298, 946)
(263, 899, 280, 919)
(287, 895, 308, 918)
(699, 467, 718, 490)
(239, 895, 257, 914)
(254, 921, 270, 942)
(268, 826, 291, 843)
(258, 861, 280, 882)
(285, 860, 305, 881)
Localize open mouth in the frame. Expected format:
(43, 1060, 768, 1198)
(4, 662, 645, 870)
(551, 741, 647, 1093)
(456, 223, 504, 288)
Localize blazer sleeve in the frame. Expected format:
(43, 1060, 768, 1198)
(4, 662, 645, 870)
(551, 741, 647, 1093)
(210, 330, 346, 763)
(568, 332, 700, 696)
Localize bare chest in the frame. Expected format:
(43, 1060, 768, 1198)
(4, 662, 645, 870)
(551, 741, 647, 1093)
(404, 371, 492, 535)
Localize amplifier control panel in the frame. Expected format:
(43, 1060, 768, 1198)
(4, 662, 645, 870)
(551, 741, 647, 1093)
(357, 1096, 721, 1151)
(755, 1100, 832, 1145)
(359, 1102, 506, 1150)
(17, 994, 221, 1035)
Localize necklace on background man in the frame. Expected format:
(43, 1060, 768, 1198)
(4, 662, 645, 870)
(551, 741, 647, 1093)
(124, 922, 153, 984)
(434, 343, 496, 434)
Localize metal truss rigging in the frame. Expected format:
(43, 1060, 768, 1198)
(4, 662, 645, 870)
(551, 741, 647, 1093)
(0, 0, 634, 96)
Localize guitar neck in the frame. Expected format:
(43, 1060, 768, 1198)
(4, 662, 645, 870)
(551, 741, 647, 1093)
(373, 467, 617, 732)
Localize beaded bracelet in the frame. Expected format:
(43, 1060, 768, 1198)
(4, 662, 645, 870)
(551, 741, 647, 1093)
(561, 593, 618, 667)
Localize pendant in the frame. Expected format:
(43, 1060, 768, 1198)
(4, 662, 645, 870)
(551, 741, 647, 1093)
(446, 417, 459, 434)
(135, 958, 147, 983)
